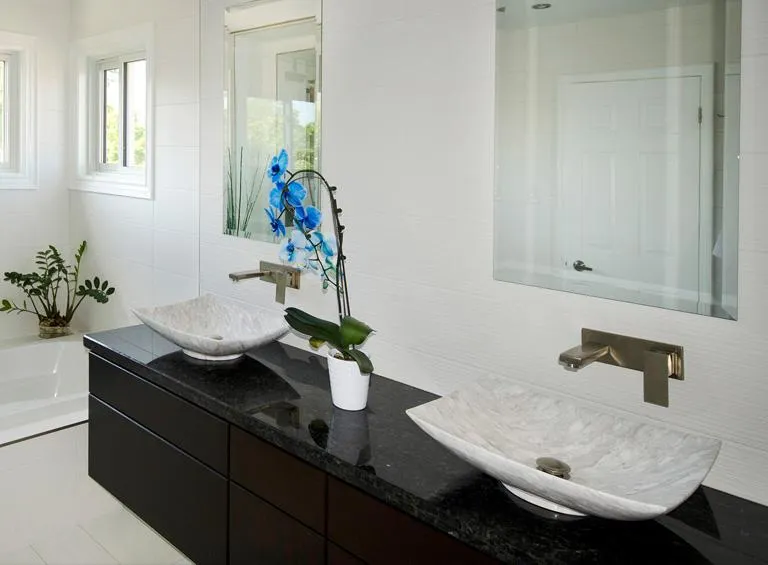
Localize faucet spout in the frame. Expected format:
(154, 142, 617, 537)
(559, 342, 611, 371)
(229, 270, 271, 282)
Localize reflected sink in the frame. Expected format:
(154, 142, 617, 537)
(133, 294, 289, 361)
(406, 376, 720, 520)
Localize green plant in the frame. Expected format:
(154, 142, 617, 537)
(284, 308, 374, 374)
(1, 241, 115, 327)
(225, 147, 267, 238)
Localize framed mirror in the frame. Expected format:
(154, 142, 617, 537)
(494, 0, 741, 320)
(224, 0, 322, 241)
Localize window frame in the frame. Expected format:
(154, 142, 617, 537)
(0, 31, 37, 191)
(93, 52, 147, 176)
(71, 24, 154, 199)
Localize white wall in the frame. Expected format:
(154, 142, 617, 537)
(68, 0, 200, 331)
(0, 0, 71, 339)
(201, 0, 768, 506)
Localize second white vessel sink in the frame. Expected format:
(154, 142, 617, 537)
(406, 376, 720, 520)
(133, 294, 289, 361)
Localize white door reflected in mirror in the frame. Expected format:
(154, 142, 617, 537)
(494, 0, 741, 320)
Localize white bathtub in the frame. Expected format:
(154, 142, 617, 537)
(0, 334, 88, 446)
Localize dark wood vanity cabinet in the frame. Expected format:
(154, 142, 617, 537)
(88, 396, 228, 564)
(88, 352, 499, 565)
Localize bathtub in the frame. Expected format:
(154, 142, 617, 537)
(0, 334, 88, 446)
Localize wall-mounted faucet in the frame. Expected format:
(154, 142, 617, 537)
(229, 261, 300, 304)
(559, 329, 684, 407)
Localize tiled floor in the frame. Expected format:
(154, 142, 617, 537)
(0, 425, 191, 565)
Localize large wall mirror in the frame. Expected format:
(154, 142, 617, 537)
(224, 0, 322, 241)
(494, 0, 741, 320)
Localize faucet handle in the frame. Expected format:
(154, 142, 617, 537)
(643, 349, 683, 407)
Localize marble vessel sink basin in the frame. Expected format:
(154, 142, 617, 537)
(406, 376, 721, 520)
(133, 294, 289, 361)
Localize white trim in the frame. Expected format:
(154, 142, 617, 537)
(0, 31, 38, 190)
(69, 24, 154, 199)
(555, 65, 715, 314)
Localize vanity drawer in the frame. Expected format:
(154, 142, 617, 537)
(230, 426, 326, 534)
(89, 353, 228, 475)
(229, 483, 324, 565)
(328, 478, 499, 565)
(328, 543, 366, 565)
(89, 396, 227, 565)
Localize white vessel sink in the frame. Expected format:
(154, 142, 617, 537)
(406, 376, 721, 520)
(133, 294, 289, 361)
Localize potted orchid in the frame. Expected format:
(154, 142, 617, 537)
(265, 149, 374, 411)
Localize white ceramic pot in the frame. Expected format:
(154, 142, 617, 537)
(327, 352, 370, 411)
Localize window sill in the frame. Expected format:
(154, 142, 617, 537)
(71, 171, 151, 199)
(0, 169, 38, 190)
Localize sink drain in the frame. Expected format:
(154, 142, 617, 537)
(207, 334, 224, 341)
(536, 457, 571, 480)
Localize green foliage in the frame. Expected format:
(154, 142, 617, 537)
(284, 307, 374, 374)
(1, 241, 116, 327)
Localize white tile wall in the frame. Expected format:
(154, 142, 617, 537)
(200, 0, 768, 506)
(0, 0, 71, 340)
(69, 0, 201, 332)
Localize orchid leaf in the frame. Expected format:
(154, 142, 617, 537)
(347, 348, 373, 374)
(339, 316, 374, 348)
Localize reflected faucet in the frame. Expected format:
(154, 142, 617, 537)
(559, 329, 684, 407)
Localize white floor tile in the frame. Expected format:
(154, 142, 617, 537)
(81, 508, 190, 565)
(31, 526, 118, 565)
(0, 546, 45, 565)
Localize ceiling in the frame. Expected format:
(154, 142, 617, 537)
(496, 0, 720, 29)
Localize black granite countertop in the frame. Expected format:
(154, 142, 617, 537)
(84, 326, 768, 565)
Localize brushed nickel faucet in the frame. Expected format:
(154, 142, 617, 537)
(229, 261, 300, 304)
(559, 329, 684, 407)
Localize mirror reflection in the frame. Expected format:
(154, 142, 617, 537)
(224, 0, 321, 241)
(494, 0, 741, 320)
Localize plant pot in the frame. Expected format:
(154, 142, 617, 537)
(327, 352, 370, 411)
(39, 324, 72, 339)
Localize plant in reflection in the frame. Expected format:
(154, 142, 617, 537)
(264, 149, 374, 374)
(225, 148, 268, 238)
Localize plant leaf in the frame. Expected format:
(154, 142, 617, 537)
(284, 313, 342, 349)
(347, 348, 374, 374)
(339, 316, 374, 347)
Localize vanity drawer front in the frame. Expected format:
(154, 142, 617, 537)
(230, 426, 326, 534)
(229, 483, 325, 565)
(89, 353, 228, 474)
(328, 478, 499, 565)
(328, 543, 366, 565)
(89, 396, 227, 565)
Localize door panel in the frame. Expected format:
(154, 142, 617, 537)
(560, 73, 703, 304)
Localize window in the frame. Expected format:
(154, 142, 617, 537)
(0, 51, 18, 171)
(95, 54, 147, 172)
(0, 30, 37, 190)
(0, 55, 7, 168)
(71, 23, 153, 198)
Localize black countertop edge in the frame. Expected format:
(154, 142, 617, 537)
(83, 329, 768, 565)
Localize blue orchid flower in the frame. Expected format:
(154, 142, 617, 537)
(279, 230, 309, 264)
(265, 207, 286, 238)
(309, 232, 337, 257)
(285, 182, 307, 208)
(269, 149, 289, 182)
(269, 181, 285, 211)
(294, 205, 322, 232)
